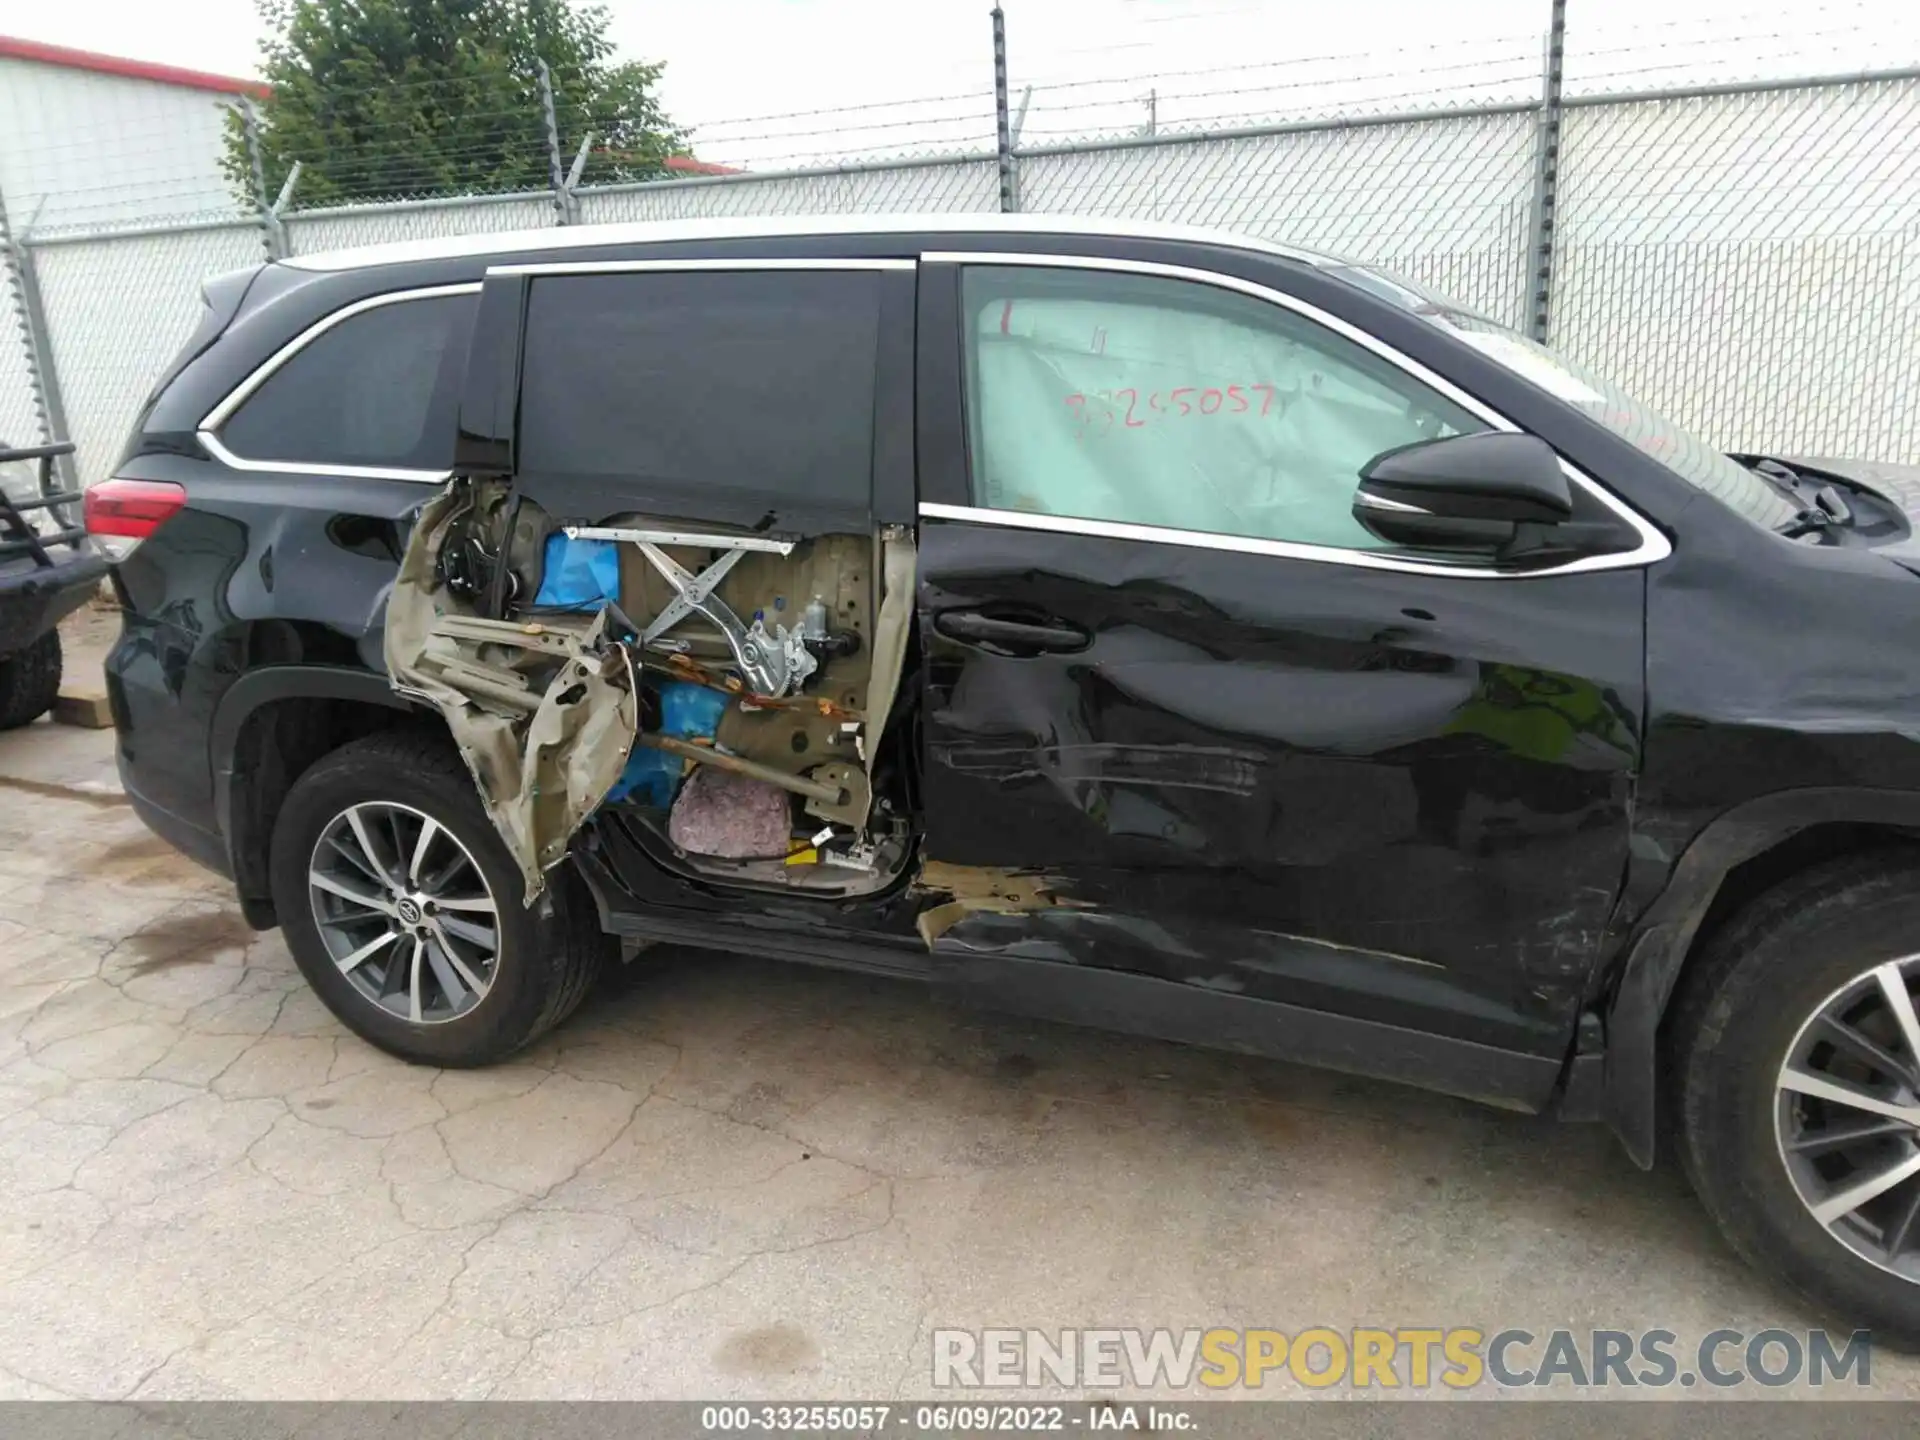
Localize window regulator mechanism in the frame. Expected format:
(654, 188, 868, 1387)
(562, 526, 816, 698)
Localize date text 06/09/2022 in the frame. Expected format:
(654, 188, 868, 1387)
(699, 1404, 1198, 1433)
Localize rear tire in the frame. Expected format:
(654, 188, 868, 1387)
(1670, 850, 1920, 1347)
(0, 629, 61, 730)
(269, 729, 609, 1066)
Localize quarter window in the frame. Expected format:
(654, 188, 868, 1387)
(219, 291, 476, 470)
(960, 266, 1486, 552)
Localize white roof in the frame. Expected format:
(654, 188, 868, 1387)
(280, 212, 1336, 273)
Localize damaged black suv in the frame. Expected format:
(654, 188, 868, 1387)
(97, 215, 1920, 1340)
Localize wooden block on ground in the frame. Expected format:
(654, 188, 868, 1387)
(54, 688, 112, 729)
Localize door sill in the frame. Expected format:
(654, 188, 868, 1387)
(600, 906, 936, 982)
(933, 950, 1562, 1113)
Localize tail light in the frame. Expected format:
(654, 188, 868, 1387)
(85, 478, 187, 560)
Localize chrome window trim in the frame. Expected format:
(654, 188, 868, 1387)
(921, 250, 1672, 580)
(486, 256, 915, 277)
(197, 282, 482, 483)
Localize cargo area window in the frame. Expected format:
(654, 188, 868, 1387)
(219, 291, 476, 470)
(959, 266, 1486, 552)
(514, 270, 882, 525)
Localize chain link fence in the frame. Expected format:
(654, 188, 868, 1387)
(3, 61, 1918, 483)
(26, 220, 267, 482)
(1553, 74, 1920, 461)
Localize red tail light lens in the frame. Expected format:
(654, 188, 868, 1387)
(85, 479, 187, 559)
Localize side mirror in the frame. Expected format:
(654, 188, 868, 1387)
(1353, 432, 1573, 552)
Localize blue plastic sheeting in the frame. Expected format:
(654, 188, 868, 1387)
(602, 682, 731, 808)
(532, 532, 621, 610)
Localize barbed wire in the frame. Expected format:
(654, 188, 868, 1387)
(6, 0, 1918, 230)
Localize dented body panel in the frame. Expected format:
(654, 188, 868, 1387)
(916, 515, 1643, 1058)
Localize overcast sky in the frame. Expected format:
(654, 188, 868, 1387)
(3, 0, 1917, 165)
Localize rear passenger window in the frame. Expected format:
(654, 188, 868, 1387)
(219, 291, 476, 470)
(515, 270, 881, 520)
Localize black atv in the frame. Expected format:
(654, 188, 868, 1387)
(0, 441, 106, 728)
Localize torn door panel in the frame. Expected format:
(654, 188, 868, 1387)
(386, 478, 918, 904)
(385, 479, 638, 903)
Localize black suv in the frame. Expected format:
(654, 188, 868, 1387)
(97, 215, 1920, 1339)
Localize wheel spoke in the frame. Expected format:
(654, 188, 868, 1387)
(422, 936, 468, 1007)
(310, 871, 396, 917)
(346, 807, 399, 890)
(1887, 1184, 1920, 1262)
(409, 816, 442, 887)
(1788, 1117, 1913, 1155)
(407, 936, 426, 1023)
(437, 913, 497, 952)
(429, 920, 491, 994)
(1810, 1150, 1920, 1226)
(1817, 1013, 1913, 1086)
(433, 894, 498, 914)
(326, 834, 388, 888)
(334, 930, 400, 975)
(1780, 1066, 1920, 1126)
(1874, 962, 1920, 1071)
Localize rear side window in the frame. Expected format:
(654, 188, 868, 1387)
(515, 270, 881, 519)
(218, 291, 476, 470)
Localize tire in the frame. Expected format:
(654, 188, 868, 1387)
(1670, 849, 1920, 1346)
(269, 729, 609, 1066)
(0, 629, 61, 730)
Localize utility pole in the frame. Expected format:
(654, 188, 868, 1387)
(1524, 0, 1569, 342)
(538, 61, 572, 224)
(992, 5, 1016, 213)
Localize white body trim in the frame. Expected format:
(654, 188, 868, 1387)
(489, 256, 915, 277)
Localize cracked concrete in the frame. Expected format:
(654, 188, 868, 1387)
(6, 705, 1920, 1402)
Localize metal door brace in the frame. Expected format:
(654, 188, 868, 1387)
(562, 525, 795, 556)
(607, 537, 815, 698)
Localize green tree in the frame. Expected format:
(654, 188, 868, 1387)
(224, 0, 688, 208)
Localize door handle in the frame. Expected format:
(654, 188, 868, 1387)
(933, 609, 1090, 656)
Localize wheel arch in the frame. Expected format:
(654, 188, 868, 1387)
(1603, 787, 1920, 1167)
(211, 666, 441, 929)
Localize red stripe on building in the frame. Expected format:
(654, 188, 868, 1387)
(0, 35, 269, 98)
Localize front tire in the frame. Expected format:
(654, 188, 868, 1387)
(0, 629, 61, 730)
(270, 730, 608, 1066)
(1671, 850, 1920, 1346)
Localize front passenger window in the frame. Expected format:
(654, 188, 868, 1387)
(960, 266, 1486, 552)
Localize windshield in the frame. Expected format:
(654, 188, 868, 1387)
(1328, 264, 1799, 530)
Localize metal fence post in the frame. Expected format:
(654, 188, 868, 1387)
(0, 183, 75, 484)
(241, 99, 286, 260)
(992, 5, 1017, 212)
(1523, 0, 1568, 342)
(538, 61, 574, 225)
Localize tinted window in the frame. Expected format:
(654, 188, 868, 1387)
(220, 291, 475, 469)
(516, 270, 880, 520)
(960, 266, 1485, 552)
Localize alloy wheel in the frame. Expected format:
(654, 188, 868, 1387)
(306, 801, 500, 1025)
(1776, 954, 1920, 1280)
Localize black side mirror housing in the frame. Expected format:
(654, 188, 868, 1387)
(1353, 432, 1574, 552)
